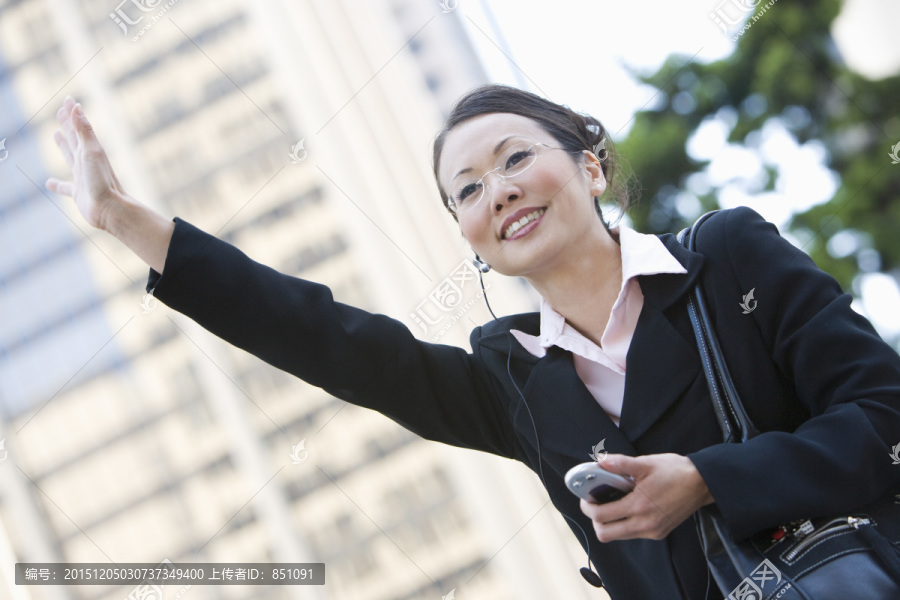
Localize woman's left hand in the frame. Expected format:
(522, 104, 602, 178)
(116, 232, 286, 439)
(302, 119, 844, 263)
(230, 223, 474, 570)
(579, 453, 714, 542)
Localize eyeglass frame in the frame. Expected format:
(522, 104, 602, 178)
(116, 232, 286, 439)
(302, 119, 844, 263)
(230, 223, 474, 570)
(446, 140, 578, 216)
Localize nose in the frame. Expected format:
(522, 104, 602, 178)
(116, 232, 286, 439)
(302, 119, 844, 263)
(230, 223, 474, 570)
(485, 173, 520, 214)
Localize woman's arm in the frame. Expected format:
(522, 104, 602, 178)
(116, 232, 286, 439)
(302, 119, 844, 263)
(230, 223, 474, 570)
(47, 97, 518, 458)
(689, 206, 900, 538)
(145, 216, 518, 457)
(104, 197, 173, 276)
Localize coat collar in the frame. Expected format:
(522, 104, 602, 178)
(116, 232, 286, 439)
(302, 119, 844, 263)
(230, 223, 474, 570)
(476, 232, 706, 445)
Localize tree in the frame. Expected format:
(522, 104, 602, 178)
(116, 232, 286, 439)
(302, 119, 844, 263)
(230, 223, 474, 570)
(616, 0, 900, 302)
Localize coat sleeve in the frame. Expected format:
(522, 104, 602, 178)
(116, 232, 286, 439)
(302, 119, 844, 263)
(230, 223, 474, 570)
(145, 217, 517, 459)
(688, 206, 900, 539)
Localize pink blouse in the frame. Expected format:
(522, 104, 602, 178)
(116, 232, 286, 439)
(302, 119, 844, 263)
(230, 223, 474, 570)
(510, 225, 687, 425)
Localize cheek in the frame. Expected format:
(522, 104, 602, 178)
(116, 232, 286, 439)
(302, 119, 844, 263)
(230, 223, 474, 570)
(458, 212, 492, 246)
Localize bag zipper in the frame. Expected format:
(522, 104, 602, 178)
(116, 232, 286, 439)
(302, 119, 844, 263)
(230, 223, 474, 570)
(782, 516, 871, 562)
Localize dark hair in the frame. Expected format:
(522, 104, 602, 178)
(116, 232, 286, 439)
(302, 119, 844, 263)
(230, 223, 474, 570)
(431, 84, 636, 236)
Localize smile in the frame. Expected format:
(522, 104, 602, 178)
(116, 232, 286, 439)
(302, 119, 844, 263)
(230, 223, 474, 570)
(503, 208, 546, 240)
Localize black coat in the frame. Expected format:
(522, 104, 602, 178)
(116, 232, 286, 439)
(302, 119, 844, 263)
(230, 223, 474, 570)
(146, 206, 900, 599)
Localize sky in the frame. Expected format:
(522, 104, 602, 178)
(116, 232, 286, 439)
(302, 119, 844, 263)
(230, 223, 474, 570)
(452, 0, 900, 341)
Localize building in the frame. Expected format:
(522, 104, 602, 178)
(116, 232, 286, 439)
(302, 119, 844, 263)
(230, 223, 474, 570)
(0, 0, 603, 599)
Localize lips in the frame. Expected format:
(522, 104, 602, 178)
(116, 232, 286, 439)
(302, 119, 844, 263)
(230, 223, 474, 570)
(501, 207, 546, 240)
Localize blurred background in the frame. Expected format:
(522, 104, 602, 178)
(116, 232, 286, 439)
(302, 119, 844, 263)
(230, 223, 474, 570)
(0, 0, 897, 599)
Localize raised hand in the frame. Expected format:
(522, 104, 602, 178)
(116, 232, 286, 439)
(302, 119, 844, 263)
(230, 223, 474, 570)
(45, 95, 128, 231)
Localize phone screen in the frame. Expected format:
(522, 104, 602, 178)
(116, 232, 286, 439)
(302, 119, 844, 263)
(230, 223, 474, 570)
(588, 484, 628, 504)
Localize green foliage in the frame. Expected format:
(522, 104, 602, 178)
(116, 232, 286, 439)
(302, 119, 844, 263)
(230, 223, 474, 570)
(618, 0, 900, 295)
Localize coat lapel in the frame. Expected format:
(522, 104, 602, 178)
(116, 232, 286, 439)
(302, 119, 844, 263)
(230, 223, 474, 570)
(618, 234, 706, 442)
(519, 347, 635, 465)
(478, 233, 708, 451)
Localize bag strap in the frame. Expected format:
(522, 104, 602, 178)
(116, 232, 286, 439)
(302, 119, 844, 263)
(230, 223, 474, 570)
(677, 210, 759, 444)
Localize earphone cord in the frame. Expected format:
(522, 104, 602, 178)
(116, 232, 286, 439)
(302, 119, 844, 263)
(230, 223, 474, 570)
(502, 332, 604, 589)
(478, 270, 498, 321)
(478, 268, 604, 588)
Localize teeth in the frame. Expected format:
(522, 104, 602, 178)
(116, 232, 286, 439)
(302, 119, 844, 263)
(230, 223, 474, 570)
(504, 209, 545, 239)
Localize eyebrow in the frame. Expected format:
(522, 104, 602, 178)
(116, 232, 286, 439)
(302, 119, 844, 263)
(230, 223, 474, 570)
(450, 135, 518, 184)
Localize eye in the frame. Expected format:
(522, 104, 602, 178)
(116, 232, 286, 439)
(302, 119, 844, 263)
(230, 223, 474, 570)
(457, 181, 481, 202)
(505, 147, 535, 170)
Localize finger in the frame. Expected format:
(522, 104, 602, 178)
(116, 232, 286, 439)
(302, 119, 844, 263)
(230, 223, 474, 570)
(56, 96, 75, 131)
(72, 104, 98, 148)
(592, 515, 647, 542)
(46, 177, 74, 197)
(53, 130, 74, 168)
(580, 496, 631, 524)
(62, 103, 79, 152)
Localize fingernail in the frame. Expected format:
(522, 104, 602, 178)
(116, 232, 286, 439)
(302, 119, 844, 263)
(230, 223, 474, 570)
(75, 104, 83, 117)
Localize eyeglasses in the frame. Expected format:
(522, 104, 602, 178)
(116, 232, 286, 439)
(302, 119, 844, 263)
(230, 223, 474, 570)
(447, 141, 567, 216)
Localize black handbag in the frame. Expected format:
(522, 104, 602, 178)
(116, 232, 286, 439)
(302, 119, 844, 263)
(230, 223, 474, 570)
(677, 210, 900, 600)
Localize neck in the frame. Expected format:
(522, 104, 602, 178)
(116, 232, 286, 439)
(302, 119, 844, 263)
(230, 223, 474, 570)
(525, 225, 622, 347)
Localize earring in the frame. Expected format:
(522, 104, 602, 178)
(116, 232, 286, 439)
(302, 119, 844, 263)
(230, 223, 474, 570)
(473, 254, 491, 273)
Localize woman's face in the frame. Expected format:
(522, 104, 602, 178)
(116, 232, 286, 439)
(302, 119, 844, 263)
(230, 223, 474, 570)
(438, 113, 606, 278)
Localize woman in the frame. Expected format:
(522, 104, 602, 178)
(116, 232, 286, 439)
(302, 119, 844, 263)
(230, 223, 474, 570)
(46, 86, 900, 599)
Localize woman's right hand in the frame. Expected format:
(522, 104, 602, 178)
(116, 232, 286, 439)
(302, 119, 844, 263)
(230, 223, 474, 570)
(45, 95, 128, 231)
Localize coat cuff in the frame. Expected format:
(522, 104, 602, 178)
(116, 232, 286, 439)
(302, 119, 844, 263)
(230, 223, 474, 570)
(144, 216, 196, 295)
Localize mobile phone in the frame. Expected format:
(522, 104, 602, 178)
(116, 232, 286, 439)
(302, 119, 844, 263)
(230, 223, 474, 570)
(565, 462, 635, 504)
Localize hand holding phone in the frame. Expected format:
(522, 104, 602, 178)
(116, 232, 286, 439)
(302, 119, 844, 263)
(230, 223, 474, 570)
(565, 461, 635, 504)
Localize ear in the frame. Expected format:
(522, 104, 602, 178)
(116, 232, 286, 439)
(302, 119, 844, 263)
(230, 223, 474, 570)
(581, 150, 607, 195)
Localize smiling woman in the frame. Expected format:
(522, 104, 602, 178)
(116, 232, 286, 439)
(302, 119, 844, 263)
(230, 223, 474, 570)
(45, 85, 900, 600)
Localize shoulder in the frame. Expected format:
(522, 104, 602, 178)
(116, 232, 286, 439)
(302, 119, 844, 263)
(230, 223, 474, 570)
(471, 312, 539, 340)
(692, 206, 782, 254)
(468, 312, 540, 355)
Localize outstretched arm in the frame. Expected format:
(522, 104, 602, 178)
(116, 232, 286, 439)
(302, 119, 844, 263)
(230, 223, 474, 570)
(46, 96, 518, 459)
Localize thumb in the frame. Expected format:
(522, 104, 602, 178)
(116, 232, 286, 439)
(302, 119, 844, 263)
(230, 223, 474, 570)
(600, 454, 643, 479)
